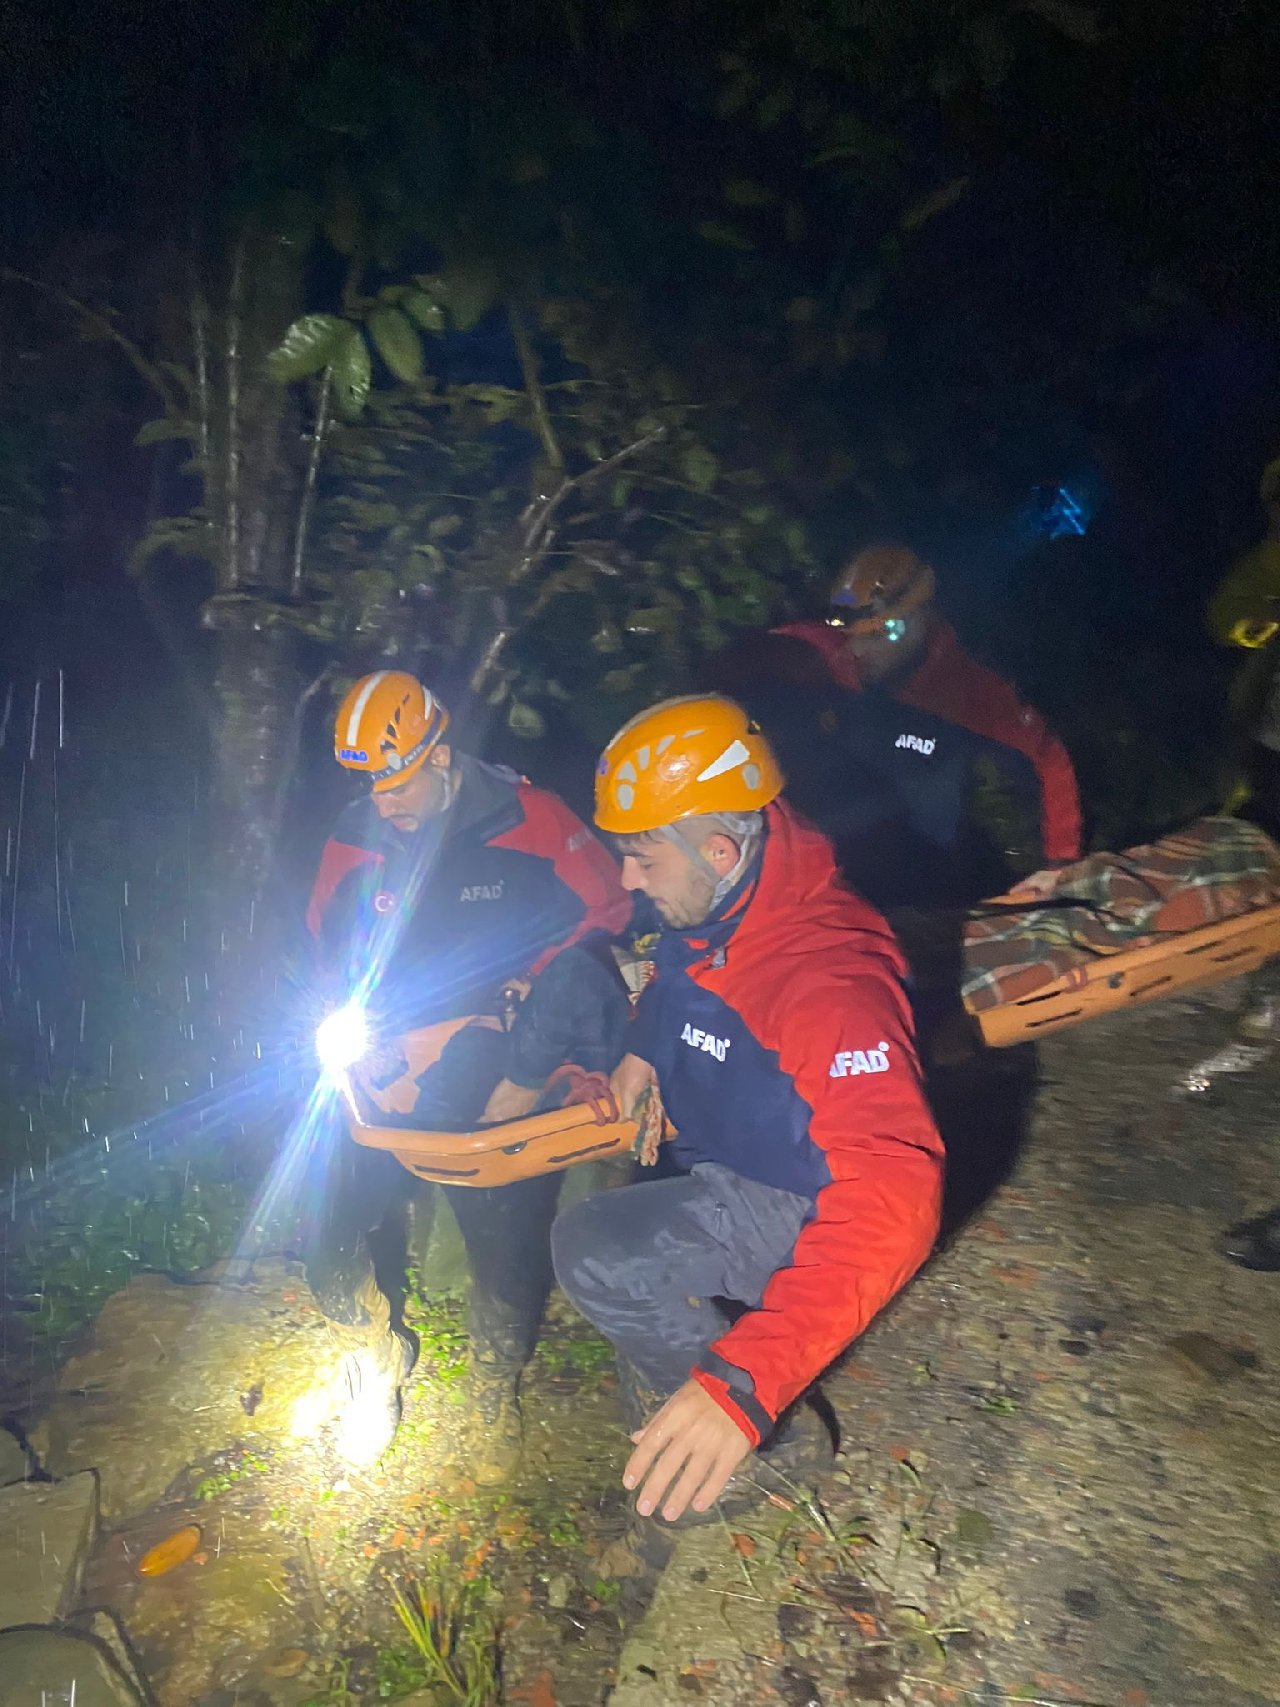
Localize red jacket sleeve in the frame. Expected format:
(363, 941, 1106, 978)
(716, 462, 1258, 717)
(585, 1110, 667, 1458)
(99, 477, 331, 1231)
(305, 839, 381, 939)
(491, 785, 632, 973)
(970, 684, 1082, 864)
(1025, 721, 1082, 864)
(692, 969, 944, 1440)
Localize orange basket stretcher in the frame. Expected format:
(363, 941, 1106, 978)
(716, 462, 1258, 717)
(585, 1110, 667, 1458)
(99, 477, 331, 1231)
(968, 899, 1280, 1048)
(339, 1015, 640, 1189)
(340, 898, 1280, 1188)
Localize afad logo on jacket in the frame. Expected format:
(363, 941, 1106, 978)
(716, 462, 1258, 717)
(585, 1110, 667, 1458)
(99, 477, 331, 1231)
(681, 1022, 732, 1062)
(894, 733, 936, 756)
(829, 1042, 892, 1078)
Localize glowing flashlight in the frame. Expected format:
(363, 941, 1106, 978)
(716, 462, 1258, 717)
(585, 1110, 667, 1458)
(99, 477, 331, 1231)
(316, 1001, 371, 1081)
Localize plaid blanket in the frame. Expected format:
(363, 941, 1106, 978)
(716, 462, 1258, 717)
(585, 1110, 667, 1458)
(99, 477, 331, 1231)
(960, 817, 1280, 1011)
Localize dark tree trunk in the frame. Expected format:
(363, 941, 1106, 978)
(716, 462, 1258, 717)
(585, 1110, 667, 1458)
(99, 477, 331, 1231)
(203, 604, 304, 905)
(200, 220, 307, 896)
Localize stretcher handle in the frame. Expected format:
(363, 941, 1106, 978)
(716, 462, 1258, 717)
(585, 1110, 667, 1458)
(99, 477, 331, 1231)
(348, 1096, 640, 1160)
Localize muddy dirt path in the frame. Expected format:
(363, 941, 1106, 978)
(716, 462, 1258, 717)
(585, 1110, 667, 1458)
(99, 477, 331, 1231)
(611, 984, 1280, 1707)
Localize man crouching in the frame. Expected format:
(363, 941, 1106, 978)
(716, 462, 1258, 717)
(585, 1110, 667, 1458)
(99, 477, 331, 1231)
(552, 695, 944, 1563)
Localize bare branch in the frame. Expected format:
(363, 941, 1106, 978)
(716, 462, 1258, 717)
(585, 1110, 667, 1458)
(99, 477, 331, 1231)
(468, 425, 666, 695)
(510, 307, 565, 473)
(507, 424, 666, 587)
(0, 267, 181, 415)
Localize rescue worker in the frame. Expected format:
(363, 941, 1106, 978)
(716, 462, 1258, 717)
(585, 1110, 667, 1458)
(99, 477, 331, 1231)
(1208, 457, 1280, 1271)
(1208, 456, 1280, 840)
(552, 696, 944, 1565)
(710, 543, 1082, 906)
(306, 670, 632, 1471)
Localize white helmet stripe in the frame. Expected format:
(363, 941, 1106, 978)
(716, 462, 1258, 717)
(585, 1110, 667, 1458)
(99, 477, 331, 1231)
(344, 671, 389, 745)
(696, 738, 750, 783)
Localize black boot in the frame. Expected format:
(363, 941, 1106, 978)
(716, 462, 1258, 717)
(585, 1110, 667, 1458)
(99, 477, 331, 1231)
(464, 1357, 524, 1484)
(1221, 1206, 1280, 1271)
(744, 1393, 837, 1498)
(327, 1268, 417, 1465)
(616, 1357, 665, 1438)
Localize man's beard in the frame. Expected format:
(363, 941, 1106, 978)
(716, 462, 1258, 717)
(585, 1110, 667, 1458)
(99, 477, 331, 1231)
(654, 865, 718, 930)
(386, 766, 453, 835)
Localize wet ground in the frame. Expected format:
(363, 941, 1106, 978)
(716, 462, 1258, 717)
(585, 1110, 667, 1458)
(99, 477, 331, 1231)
(7, 979, 1280, 1705)
(611, 981, 1280, 1707)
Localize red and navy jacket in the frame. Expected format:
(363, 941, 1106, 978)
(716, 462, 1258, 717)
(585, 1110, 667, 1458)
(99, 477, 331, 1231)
(776, 614, 1083, 863)
(629, 800, 945, 1442)
(306, 754, 631, 1028)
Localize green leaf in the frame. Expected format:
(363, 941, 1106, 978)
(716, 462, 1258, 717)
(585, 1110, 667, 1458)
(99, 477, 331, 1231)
(601, 665, 645, 692)
(507, 701, 546, 739)
(696, 221, 755, 252)
(625, 607, 678, 636)
(756, 87, 793, 129)
(367, 307, 424, 384)
(129, 514, 216, 575)
(134, 418, 193, 447)
(158, 360, 198, 399)
(332, 326, 373, 418)
(265, 314, 349, 383)
(723, 178, 775, 208)
(443, 266, 501, 332)
(403, 290, 447, 333)
(590, 621, 623, 655)
(716, 74, 755, 120)
(454, 383, 523, 425)
(682, 444, 719, 493)
(900, 176, 970, 233)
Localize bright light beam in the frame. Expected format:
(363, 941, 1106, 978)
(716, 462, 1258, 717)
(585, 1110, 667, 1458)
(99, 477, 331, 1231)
(315, 1001, 370, 1081)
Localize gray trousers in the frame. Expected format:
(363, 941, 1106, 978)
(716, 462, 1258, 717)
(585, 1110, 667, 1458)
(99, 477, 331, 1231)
(551, 1162, 812, 1399)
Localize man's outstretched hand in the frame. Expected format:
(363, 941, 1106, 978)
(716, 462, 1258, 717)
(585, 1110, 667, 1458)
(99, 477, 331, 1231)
(624, 1378, 753, 1522)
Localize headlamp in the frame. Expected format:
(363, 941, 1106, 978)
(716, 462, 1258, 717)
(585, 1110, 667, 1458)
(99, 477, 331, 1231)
(316, 1001, 371, 1080)
(825, 610, 907, 641)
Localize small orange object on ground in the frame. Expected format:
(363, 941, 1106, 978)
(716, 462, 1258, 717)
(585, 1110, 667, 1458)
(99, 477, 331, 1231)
(137, 1524, 202, 1578)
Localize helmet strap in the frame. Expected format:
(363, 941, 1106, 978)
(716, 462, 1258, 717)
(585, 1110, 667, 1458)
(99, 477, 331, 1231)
(662, 811, 764, 908)
(437, 759, 460, 813)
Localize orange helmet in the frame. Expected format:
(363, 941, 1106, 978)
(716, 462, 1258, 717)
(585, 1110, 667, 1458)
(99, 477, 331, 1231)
(333, 671, 450, 792)
(827, 544, 936, 634)
(594, 695, 784, 834)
